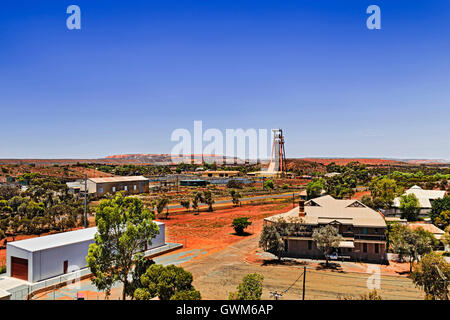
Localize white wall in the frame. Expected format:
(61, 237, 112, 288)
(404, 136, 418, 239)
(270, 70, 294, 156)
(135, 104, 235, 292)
(32, 240, 94, 283)
(6, 245, 33, 282)
(149, 223, 165, 249)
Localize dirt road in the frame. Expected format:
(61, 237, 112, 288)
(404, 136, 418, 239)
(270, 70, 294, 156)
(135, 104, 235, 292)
(183, 235, 424, 300)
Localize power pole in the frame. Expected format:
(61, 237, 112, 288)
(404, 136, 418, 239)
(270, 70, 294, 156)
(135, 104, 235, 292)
(302, 266, 306, 300)
(84, 174, 87, 228)
(292, 193, 295, 208)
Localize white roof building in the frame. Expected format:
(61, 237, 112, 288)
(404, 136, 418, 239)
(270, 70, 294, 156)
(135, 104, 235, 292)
(6, 222, 165, 283)
(393, 185, 446, 209)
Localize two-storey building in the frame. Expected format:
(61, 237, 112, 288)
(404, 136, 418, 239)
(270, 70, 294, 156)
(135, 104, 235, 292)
(264, 195, 387, 263)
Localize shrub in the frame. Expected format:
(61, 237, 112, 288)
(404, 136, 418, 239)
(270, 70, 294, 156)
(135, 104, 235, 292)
(232, 217, 252, 235)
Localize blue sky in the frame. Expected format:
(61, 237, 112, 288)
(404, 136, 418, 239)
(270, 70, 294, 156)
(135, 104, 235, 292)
(1, 1, 449, 159)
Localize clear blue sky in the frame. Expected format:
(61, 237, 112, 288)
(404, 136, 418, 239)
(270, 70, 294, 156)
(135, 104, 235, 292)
(1, 1, 449, 159)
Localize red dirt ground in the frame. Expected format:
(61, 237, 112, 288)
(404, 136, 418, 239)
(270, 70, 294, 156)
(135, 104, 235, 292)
(162, 203, 292, 255)
(351, 190, 371, 200)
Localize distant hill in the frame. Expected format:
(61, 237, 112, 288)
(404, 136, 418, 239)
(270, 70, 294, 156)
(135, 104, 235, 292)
(300, 158, 407, 166)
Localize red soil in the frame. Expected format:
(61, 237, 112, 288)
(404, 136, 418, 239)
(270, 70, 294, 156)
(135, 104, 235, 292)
(351, 190, 371, 200)
(162, 203, 292, 255)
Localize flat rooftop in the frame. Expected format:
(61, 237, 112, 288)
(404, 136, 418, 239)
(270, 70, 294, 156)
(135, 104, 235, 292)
(7, 227, 98, 252)
(88, 176, 149, 183)
(8, 220, 165, 252)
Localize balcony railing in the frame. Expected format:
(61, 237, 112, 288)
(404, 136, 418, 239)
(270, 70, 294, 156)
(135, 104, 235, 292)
(354, 234, 386, 241)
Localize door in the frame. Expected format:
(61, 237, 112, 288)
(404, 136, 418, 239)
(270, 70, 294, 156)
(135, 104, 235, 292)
(11, 257, 28, 281)
(63, 260, 68, 274)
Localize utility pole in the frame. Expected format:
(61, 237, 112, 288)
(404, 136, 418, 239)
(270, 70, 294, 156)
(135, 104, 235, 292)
(302, 266, 306, 300)
(84, 174, 87, 228)
(292, 193, 295, 208)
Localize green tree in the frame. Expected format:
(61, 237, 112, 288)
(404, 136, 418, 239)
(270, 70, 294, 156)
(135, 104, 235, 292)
(434, 210, 450, 230)
(441, 226, 450, 248)
(312, 225, 343, 267)
(430, 196, 450, 225)
(86, 194, 160, 300)
(399, 194, 420, 221)
(369, 178, 402, 209)
(263, 179, 274, 190)
(306, 180, 325, 200)
(259, 217, 305, 261)
(229, 273, 264, 300)
(156, 197, 169, 219)
(230, 190, 241, 206)
(125, 258, 155, 299)
(410, 252, 450, 300)
(180, 200, 190, 212)
(192, 192, 203, 215)
(232, 217, 252, 235)
(134, 264, 201, 300)
(203, 190, 214, 212)
(259, 224, 284, 261)
(389, 224, 433, 272)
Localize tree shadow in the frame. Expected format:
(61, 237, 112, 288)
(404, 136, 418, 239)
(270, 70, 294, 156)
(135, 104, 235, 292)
(262, 259, 308, 267)
(231, 232, 253, 237)
(315, 262, 343, 271)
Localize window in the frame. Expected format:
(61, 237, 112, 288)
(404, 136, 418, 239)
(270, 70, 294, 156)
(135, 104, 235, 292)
(99, 187, 103, 193)
(362, 227, 367, 234)
(284, 240, 288, 252)
(375, 243, 379, 254)
(133, 185, 137, 190)
(363, 243, 367, 253)
(308, 240, 312, 250)
(112, 187, 116, 192)
(124, 186, 128, 191)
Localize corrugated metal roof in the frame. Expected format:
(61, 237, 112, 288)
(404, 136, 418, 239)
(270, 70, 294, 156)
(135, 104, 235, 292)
(88, 176, 149, 184)
(393, 186, 446, 208)
(265, 195, 386, 227)
(7, 227, 98, 252)
(8, 220, 164, 252)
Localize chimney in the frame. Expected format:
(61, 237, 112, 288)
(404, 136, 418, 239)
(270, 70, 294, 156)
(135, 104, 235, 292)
(298, 200, 305, 217)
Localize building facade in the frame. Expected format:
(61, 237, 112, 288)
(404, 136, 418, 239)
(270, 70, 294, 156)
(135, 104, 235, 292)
(264, 195, 387, 263)
(86, 176, 149, 197)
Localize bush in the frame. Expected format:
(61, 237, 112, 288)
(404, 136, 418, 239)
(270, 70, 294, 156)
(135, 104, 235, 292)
(0, 265, 6, 274)
(229, 273, 264, 300)
(227, 180, 244, 189)
(232, 217, 252, 235)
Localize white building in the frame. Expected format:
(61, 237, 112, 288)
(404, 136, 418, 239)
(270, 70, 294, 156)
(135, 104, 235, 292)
(389, 185, 447, 216)
(6, 222, 165, 283)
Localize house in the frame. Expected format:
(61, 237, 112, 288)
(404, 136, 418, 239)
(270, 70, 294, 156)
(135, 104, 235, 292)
(407, 222, 445, 240)
(389, 185, 446, 216)
(6, 223, 165, 283)
(86, 176, 149, 197)
(264, 195, 387, 263)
